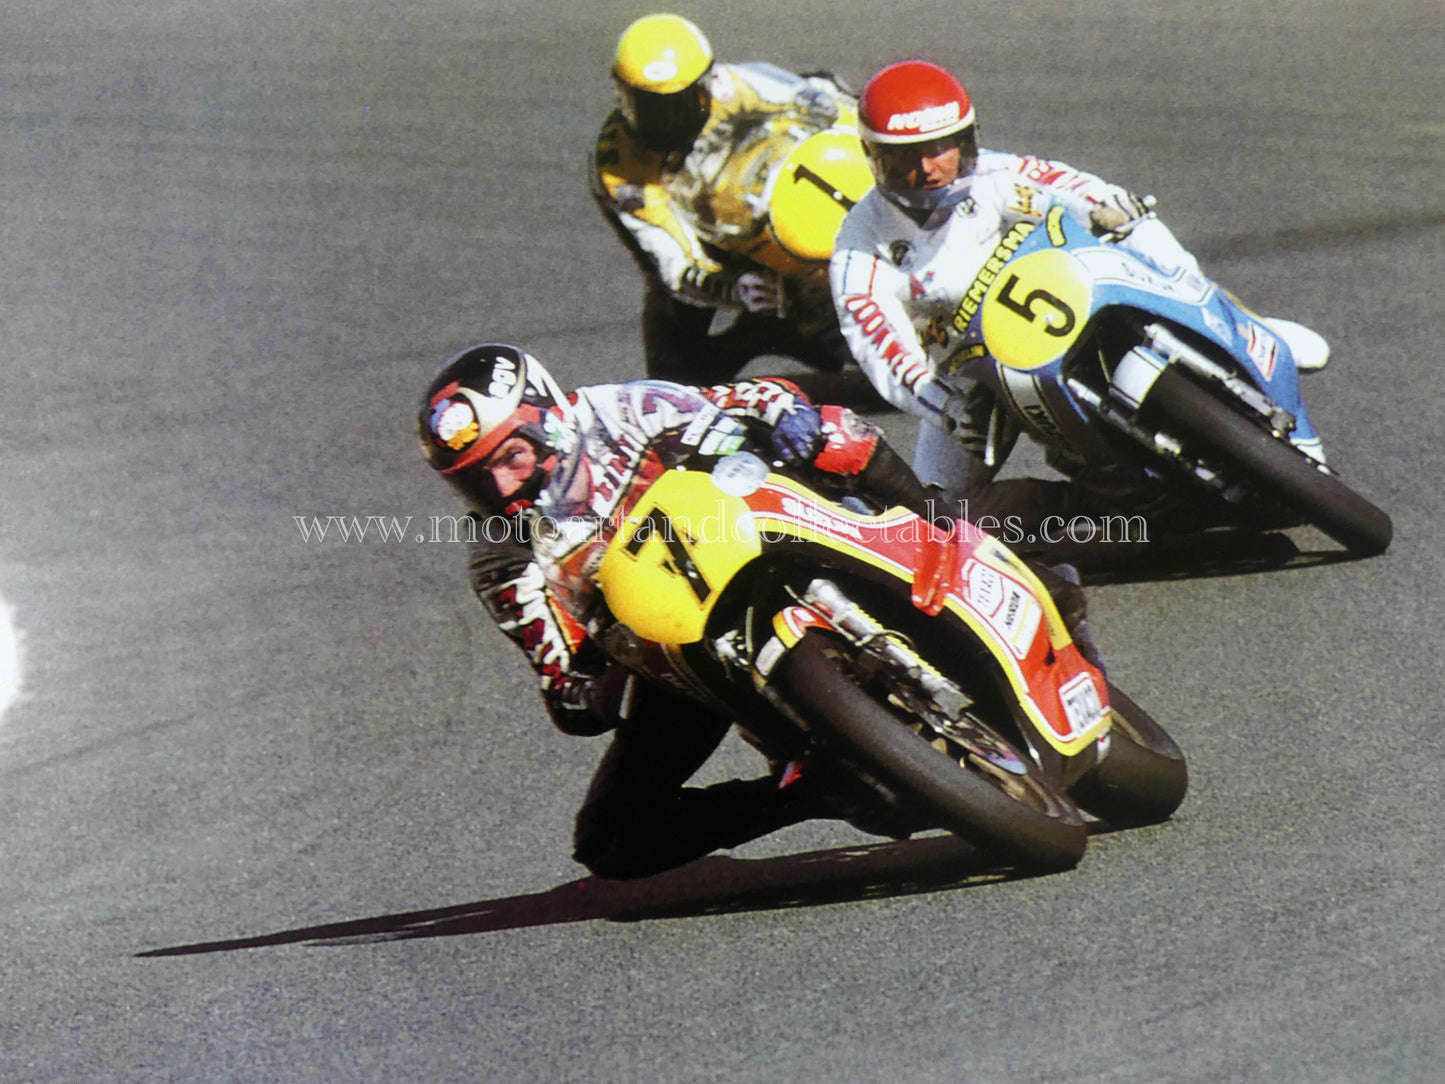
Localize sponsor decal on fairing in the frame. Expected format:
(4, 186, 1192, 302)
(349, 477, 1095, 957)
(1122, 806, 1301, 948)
(710, 451, 770, 497)
(951, 220, 1037, 332)
(1058, 672, 1107, 738)
(961, 559, 1042, 659)
(1245, 322, 1278, 379)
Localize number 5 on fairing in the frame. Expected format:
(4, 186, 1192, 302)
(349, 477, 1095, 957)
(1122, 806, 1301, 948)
(997, 274, 1077, 338)
(954, 204, 1392, 555)
(979, 248, 1093, 373)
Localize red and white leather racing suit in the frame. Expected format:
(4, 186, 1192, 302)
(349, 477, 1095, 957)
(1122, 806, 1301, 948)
(470, 377, 831, 729)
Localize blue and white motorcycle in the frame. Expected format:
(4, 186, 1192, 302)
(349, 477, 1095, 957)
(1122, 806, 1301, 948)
(941, 206, 1392, 556)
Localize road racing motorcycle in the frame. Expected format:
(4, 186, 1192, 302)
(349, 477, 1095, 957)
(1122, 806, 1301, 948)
(940, 205, 1392, 555)
(678, 96, 874, 339)
(530, 434, 1187, 872)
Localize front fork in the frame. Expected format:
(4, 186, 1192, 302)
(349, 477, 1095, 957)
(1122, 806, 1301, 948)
(720, 578, 1034, 778)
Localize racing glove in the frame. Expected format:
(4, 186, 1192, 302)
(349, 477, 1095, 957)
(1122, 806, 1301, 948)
(813, 404, 879, 474)
(1087, 193, 1201, 276)
(810, 406, 953, 525)
(1087, 191, 1156, 237)
(735, 270, 785, 316)
(770, 403, 826, 465)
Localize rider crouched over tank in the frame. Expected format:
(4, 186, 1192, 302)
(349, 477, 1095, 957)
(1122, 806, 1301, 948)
(591, 14, 872, 385)
(829, 59, 1331, 543)
(418, 343, 1098, 880)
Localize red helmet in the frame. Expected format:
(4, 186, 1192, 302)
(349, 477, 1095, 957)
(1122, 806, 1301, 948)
(858, 60, 979, 215)
(418, 343, 573, 517)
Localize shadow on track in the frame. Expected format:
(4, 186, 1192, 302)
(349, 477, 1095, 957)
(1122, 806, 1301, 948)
(1195, 207, 1445, 264)
(138, 835, 1025, 956)
(1028, 529, 1368, 586)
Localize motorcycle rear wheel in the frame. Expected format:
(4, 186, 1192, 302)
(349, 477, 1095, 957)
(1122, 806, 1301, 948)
(1070, 684, 1187, 827)
(773, 631, 1088, 872)
(1145, 366, 1392, 555)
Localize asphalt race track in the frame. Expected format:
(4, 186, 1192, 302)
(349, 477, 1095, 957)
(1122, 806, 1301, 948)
(2, 2, 1443, 1081)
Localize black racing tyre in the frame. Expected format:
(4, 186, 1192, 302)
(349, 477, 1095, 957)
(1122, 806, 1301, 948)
(1070, 684, 1187, 828)
(773, 631, 1088, 872)
(1145, 366, 1392, 556)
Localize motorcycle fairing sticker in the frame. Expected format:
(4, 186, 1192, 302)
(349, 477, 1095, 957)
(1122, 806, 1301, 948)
(1072, 246, 1216, 307)
(997, 366, 1067, 444)
(1057, 672, 1107, 739)
(710, 451, 771, 496)
(1244, 322, 1279, 380)
(960, 559, 1041, 659)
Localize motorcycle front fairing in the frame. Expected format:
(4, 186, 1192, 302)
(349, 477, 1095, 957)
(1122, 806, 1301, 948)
(950, 206, 1320, 466)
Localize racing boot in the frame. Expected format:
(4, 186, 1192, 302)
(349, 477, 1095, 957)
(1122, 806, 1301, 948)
(1263, 317, 1330, 373)
(573, 773, 834, 881)
(776, 758, 918, 841)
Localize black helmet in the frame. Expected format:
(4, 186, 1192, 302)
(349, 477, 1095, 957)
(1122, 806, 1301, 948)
(418, 343, 572, 516)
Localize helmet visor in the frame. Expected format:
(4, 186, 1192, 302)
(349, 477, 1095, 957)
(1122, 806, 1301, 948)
(620, 79, 712, 152)
(866, 128, 978, 190)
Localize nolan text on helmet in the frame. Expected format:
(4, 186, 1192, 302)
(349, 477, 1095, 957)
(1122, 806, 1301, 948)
(887, 101, 961, 135)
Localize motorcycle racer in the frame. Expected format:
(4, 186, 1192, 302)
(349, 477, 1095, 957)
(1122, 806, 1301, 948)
(591, 14, 868, 384)
(418, 342, 959, 879)
(829, 59, 1330, 532)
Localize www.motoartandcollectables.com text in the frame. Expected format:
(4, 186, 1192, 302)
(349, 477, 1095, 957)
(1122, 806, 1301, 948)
(292, 503, 1150, 548)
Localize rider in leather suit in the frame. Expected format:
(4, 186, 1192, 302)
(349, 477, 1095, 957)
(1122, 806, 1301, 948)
(591, 14, 861, 384)
(829, 59, 1330, 538)
(418, 343, 957, 879)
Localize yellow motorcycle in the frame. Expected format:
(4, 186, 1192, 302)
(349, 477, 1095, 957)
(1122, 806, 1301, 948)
(681, 109, 874, 337)
(532, 436, 1187, 872)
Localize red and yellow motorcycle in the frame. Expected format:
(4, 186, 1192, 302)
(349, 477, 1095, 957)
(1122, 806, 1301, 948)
(533, 440, 1186, 871)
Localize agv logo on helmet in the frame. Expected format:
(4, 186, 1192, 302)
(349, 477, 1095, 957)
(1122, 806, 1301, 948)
(487, 354, 518, 399)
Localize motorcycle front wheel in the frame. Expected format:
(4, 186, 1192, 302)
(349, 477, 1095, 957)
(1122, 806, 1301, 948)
(1145, 366, 1392, 556)
(773, 631, 1088, 872)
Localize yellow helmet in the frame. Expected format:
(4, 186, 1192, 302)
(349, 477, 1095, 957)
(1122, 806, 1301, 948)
(611, 15, 715, 152)
(766, 128, 875, 265)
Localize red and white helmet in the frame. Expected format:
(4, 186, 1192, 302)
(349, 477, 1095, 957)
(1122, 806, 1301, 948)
(857, 60, 979, 215)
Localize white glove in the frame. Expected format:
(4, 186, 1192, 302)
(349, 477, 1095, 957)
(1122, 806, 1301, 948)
(736, 270, 785, 315)
(1087, 191, 1156, 236)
